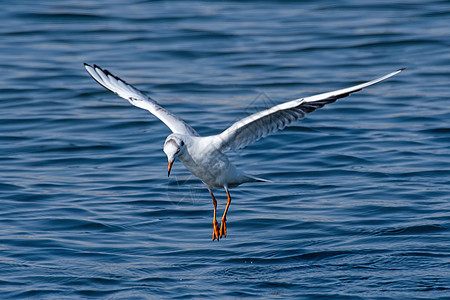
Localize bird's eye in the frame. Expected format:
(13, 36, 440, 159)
(180, 141, 184, 146)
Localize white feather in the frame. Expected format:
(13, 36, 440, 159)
(84, 63, 199, 137)
(215, 68, 405, 151)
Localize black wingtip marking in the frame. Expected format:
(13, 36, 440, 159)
(399, 67, 407, 71)
(103, 68, 129, 85)
(84, 63, 119, 95)
(85, 64, 130, 85)
(84, 63, 151, 100)
(90, 64, 124, 83)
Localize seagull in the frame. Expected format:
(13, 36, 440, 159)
(84, 63, 405, 241)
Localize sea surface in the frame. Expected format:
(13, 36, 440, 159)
(0, 1, 449, 299)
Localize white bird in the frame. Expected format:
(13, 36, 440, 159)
(84, 63, 405, 241)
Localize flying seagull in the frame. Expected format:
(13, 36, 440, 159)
(84, 63, 404, 241)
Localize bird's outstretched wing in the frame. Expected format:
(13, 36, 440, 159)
(84, 63, 199, 137)
(216, 68, 405, 151)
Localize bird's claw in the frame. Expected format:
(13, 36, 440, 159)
(219, 218, 227, 238)
(213, 219, 220, 241)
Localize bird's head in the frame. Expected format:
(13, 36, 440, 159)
(163, 134, 186, 177)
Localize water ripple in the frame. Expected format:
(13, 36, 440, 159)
(0, 0, 449, 299)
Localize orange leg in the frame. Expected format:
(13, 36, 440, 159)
(219, 188, 231, 238)
(210, 191, 220, 241)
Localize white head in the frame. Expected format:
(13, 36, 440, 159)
(163, 134, 186, 176)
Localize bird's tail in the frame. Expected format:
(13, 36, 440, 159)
(244, 175, 273, 183)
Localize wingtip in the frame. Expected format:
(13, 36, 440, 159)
(103, 68, 113, 76)
(399, 67, 407, 71)
(91, 64, 114, 77)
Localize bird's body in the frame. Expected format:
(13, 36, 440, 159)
(171, 134, 246, 189)
(84, 63, 404, 241)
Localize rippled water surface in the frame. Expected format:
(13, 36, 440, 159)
(1, 1, 449, 298)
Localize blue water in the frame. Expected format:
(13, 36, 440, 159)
(1, 1, 449, 298)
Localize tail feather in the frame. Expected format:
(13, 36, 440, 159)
(245, 175, 273, 183)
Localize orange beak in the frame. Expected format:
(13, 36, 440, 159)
(168, 161, 173, 177)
